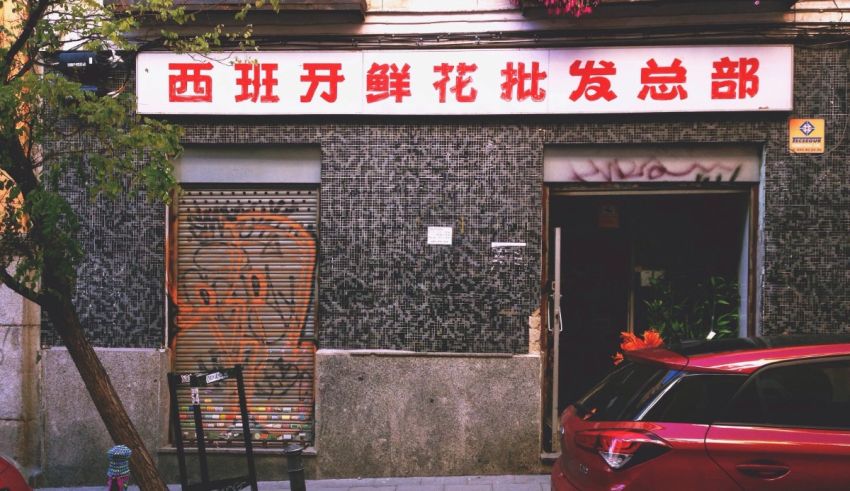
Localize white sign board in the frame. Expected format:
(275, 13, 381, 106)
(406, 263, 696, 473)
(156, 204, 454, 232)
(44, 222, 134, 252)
(427, 227, 453, 245)
(136, 46, 793, 115)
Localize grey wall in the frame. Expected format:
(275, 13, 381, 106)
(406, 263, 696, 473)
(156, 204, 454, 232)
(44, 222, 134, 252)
(37, 349, 543, 484)
(40, 348, 169, 486)
(50, 45, 850, 348)
(0, 282, 39, 474)
(314, 350, 544, 478)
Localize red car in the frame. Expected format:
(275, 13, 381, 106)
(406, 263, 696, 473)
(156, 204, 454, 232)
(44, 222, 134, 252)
(551, 335, 850, 491)
(0, 454, 30, 491)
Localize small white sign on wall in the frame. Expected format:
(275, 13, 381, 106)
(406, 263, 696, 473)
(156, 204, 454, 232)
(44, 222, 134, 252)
(491, 242, 526, 266)
(427, 226, 453, 245)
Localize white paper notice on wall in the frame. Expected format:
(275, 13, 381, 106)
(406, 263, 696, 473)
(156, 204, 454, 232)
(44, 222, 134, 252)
(427, 226, 453, 245)
(491, 242, 526, 266)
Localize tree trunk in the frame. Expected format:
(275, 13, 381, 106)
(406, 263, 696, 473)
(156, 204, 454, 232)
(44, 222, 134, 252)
(45, 297, 168, 491)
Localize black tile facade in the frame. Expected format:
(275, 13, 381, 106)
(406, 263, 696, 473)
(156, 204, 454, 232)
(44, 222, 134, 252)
(46, 46, 850, 351)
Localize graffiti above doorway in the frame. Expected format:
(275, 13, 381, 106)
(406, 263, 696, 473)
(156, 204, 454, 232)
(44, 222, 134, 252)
(544, 144, 761, 183)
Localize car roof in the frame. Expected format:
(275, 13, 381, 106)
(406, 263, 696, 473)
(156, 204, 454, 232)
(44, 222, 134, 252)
(626, 334, 850, 374)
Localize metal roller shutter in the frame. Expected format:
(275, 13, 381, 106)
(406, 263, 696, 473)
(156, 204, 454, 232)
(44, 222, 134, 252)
(173, 187, 317, 446)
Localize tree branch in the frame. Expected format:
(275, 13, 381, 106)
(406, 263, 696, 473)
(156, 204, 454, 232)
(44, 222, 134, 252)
(0, 267, 45, 306)
(10, 51, 37, 82)
(4, 135, 40, 196)
(1, 0, 53, 82)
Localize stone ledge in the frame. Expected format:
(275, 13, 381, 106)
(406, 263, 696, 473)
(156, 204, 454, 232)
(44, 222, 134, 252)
(158, 446, 317, 456)
(319, 349, 529, 358)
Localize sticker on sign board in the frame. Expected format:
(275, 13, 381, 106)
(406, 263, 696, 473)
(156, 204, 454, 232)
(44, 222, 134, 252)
(205, 371, 227, 384)
(427, 226, 452, 245)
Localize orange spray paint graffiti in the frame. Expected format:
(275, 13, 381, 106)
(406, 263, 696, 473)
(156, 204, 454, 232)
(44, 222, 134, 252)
(171, 200, 318, 444)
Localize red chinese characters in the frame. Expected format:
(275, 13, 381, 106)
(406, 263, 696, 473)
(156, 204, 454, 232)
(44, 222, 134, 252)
(569, 60, 617, 102)
(300, 63, 345, 103)
(155, 50, 779, 112)
(712, 57, 759, 99)
(433, 63, 478, 103)
(501, 61, 547, 102)
(638, 58, 687, 101)
(366, 63, 412, 103)
(234, 63, 279, 103)
(168, 63, 213, 102)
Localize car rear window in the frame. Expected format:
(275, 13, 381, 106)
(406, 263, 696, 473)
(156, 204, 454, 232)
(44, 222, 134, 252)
(577, 362, 674, 421)
(641, 374, 746, 424)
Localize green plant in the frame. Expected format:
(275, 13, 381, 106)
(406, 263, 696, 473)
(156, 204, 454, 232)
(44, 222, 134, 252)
(644, 273, 740, 343)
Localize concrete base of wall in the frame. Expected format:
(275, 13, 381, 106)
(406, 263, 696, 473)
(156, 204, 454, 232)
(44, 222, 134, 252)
(159, 351, 545, 483)
(0, 280, 40, 479)
(40, 347, 169, 486)
(314, 350, 544, 478)
(0, 325, 29, 463)
(37, 348, 544, 485)
(0, 419, 25, 461)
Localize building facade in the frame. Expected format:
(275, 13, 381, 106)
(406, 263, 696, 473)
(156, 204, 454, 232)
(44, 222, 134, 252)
(2, 0, 849, 486)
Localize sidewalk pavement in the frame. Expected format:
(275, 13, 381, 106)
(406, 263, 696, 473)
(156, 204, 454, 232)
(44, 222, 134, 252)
(38, 474, 551, 491)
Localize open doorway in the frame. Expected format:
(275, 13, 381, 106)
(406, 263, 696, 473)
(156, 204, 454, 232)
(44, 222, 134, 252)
(549, 192, 752, 413)
(541, 189, 760, 455)
(540, 144, 763, 453)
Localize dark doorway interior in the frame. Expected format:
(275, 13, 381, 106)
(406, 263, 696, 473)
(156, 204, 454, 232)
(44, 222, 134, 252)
(550, 192, 750, 413)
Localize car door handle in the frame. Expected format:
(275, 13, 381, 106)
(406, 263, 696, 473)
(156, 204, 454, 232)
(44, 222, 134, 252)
(735, 463, 790, 480)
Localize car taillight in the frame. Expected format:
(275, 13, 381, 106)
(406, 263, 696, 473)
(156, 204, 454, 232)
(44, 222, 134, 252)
(574, 429, 669, 470)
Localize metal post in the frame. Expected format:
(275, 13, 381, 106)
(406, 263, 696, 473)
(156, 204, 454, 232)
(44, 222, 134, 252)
(167, 374, 189, 490)
(191, 387, 210, 485)
(283, 443, 306, 491)
(235, 366, 259, 491)
(551, 227, 563, 452)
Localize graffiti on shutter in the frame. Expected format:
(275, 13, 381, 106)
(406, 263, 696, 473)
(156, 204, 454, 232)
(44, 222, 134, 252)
(172, 188, 317, 445)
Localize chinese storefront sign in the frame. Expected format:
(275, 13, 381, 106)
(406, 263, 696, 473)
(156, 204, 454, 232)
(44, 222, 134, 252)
(788, 118, 825, 153)
(137, 46, 793, 115)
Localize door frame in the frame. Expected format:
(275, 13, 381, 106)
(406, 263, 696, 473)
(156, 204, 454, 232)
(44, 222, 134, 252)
(539, 182, 760, 453)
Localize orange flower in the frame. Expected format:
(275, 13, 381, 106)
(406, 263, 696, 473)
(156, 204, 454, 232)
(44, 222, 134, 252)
(619, 331, 640, 351)
(641, 329, 664, 349)
(613, 329, 664, 365)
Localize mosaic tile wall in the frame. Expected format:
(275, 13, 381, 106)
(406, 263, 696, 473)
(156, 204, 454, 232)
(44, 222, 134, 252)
(760, 46, 850, 335)
(49, 46, 850, 350)
(42, 173, 166, 348)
